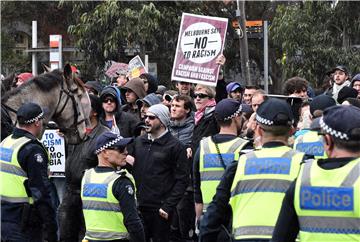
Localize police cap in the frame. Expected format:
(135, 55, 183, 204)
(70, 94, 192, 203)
(256, 98, 293, 126)
(95, 131, 133, 154)
(320, 105, 360, 141)
(215, 98, 242, 121)
(17, 102, 44, 125)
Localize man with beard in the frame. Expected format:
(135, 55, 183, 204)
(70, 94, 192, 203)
(176, 81, 193, 97)
(324, 65, 351, 101)
(130, 104, 189, 242)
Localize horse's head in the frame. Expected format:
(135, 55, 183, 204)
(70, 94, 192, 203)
(52, 64, 91, 144)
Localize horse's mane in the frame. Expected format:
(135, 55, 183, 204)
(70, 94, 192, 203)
(74, 76, 85, 91)
(2, 70, 63, 102)
(1, 73, 15, 96)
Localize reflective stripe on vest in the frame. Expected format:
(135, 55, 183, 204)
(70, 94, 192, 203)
(298, 216, 360, 234)
(82, 200, 122, 212)
(231, 178, 292, 195)
(295, 159, 360, 241)
(199, 137, 248, 210)
(0, 136, 33, 204)
(85, 231, 129, 240)
(230, 146, 303, 240)
(81, 169, 130, 240)
(0, 162, 27, 177)
(233, 225, 274, 238)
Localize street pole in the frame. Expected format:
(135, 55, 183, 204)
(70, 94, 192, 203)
(236, 0, 251, 86)
(32, 21, 38, 76)
(263, 20, 269, 93)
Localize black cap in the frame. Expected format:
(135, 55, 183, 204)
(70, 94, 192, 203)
(320, 105, 360, 141)
(95, 132, 133, 154)
(337, 86, 358, 104)
(256, 98, 293, 126)
(331, 65, 349, 75)
(17, 102, 44, 124)
(215, 98, 243, 121)
(309, 95, 336, 116)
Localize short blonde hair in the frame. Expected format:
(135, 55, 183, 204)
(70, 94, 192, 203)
(194, 84, 216, 99)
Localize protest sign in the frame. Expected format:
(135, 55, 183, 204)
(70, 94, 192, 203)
(171, 13, 228, 86)
(128, 55, 147, 79)
(40, 130, 66, 177)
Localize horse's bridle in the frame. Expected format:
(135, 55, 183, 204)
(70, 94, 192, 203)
(53, 77, 87, 137)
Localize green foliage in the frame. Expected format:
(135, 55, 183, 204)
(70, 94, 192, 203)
(271, 1, 360, 87)
(66, 1, 233, 85)
(1, 30, 31, 74)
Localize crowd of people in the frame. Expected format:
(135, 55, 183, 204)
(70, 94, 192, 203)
(1, 61, 360, 242)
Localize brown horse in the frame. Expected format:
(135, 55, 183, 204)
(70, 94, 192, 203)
(1, 64, 91, 144)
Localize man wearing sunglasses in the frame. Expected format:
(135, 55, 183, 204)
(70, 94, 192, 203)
(130, 104, 189, 242)
(99, 86, 137, 137)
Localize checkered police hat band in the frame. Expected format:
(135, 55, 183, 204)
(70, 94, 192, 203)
(319, 117, 349, 140)
(95, 135, 123, 154)
(256, 114, 274, 126)
(24, 112, 44, 124)
(224, 105, 242, 121)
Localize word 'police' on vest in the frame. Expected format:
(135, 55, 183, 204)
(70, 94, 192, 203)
(300, 186, 354, 211)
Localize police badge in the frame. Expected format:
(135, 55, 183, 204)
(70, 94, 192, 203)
(126, 185, 134, 195)
(34, 153, 44, 163)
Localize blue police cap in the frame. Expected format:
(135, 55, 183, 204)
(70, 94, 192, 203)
(320, 105, 360, 141)
(95, 131, 133, 154)
(17, 102, 44, 124)
(215, 98, 243, 121)
(256, 98, 293, 126)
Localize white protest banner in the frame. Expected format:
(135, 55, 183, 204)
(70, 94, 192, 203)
(40, 129, 66, 177)
(128, 55, 147, 79)
(171, 13, 228, 87)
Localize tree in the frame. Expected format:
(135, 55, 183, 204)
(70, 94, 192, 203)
(67, 1, 221, 85)
(270, 1, 360, 93)
(1, 1, 75, 75)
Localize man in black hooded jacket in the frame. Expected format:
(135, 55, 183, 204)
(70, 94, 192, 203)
(99, 85, 137, 137)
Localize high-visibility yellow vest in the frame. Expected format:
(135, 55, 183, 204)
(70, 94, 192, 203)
(0, 135, 34, 204)
(229, 146, 304, 240)
(294, 130, 327, 159)
(294, 158, 360, 242)
(81, 168, 135, 241)
(199, 136, 248, 211)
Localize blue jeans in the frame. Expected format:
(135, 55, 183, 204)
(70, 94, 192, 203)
(1, 221, 43, 242)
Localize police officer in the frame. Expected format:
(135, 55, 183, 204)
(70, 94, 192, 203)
(0, 102, 58, 242)
(200, 98, 305, 241)
(272, 105, 360, 242)
(293, 95, 336, 159)
(193, 99, 249, 230)
(81, 131, 145, 242)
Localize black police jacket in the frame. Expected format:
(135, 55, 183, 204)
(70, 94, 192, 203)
(1, 128, 58, 240)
